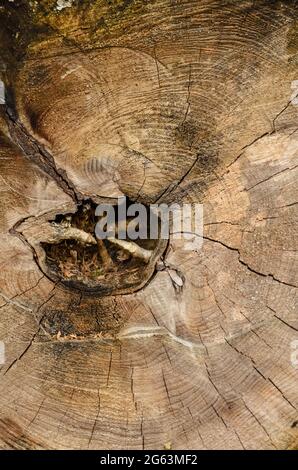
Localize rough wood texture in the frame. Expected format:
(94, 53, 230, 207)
(0, 0, 297, 450)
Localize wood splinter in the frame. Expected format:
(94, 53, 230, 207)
(107, 237, 152, 263)
(48, 222, 153, 264)
(49, 222, 97, 245)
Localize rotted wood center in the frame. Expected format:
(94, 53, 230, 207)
(40, 199, 167, 295)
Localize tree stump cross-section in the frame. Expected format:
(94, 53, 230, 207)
(0, 0, 297, 450)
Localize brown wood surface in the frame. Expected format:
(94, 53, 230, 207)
(0, 0, 297, 450)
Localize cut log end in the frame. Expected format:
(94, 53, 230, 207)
(0, 0, 297, 451)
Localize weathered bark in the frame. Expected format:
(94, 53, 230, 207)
(0, 0, 297, 450)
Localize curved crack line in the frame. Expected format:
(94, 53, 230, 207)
(242, 164, 298, 192)
(9, 219, 60, 287)
(155, 152, 201, 203)
(0, 274, 44, 312)
(223, 99, 298, 174)
(3, 287, 57, 376)
(5, 107, 82, 203)
(202, 234, 297, 289)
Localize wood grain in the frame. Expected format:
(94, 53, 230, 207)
(0, 0, 297, 450)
